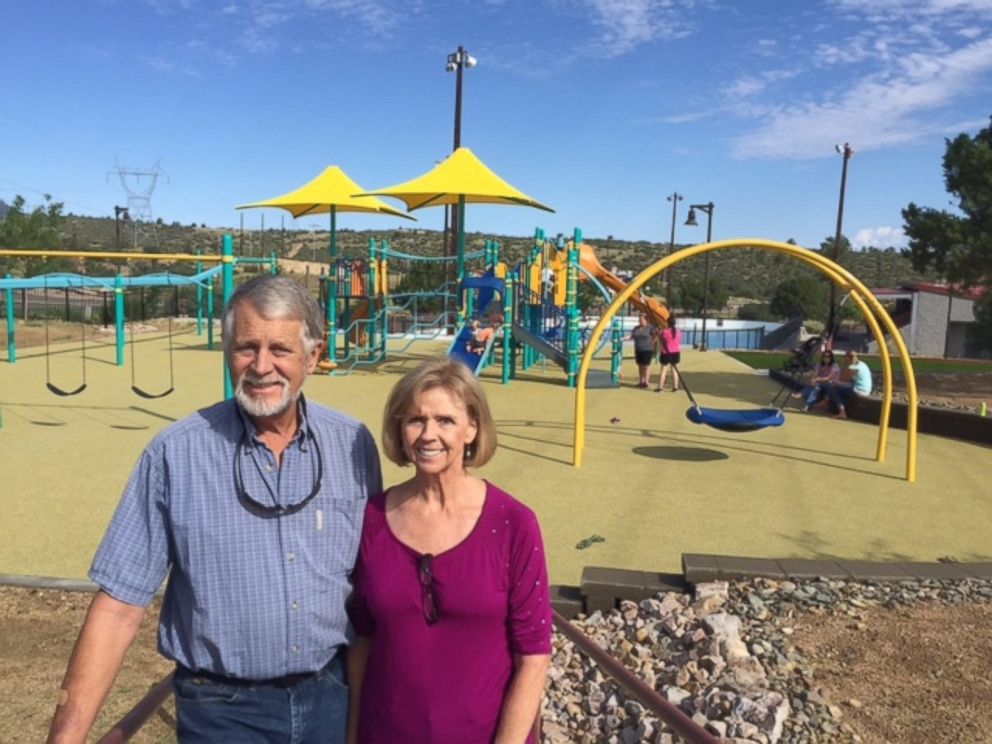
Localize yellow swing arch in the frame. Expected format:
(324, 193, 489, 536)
(572, 239, 919, 482)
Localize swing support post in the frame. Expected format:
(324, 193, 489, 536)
(222, 235, 235, 399)
(4, 273, 15, 363)
(115, 273, 125, 367)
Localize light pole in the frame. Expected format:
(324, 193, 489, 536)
(828, 142, 853, 342)
(665, 192, 683, 307)
(445, 46, 477, 306)
(685, 201, 714, 350)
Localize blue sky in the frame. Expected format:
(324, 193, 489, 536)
(2, 0, 990, 251)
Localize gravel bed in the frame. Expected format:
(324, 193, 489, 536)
(544, 576, 992, 743)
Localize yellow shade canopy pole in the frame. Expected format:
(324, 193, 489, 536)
(0, 249, 225, 263)
(573, 239, 917, 482)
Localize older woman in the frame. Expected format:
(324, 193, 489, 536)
(347, 358, 552, 744)
(628, 313, 657, 388)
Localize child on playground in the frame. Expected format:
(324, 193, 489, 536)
(656, 314, 681, 393)
(466, 319, 494, 355)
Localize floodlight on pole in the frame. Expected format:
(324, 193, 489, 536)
(445, 45, 478, 327)
(828, 142, 854, 343)
(685, 201, 715, 350)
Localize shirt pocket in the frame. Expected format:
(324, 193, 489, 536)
(315, 495, 365, 577)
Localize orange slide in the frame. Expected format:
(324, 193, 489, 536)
(578, 243, 670, 327)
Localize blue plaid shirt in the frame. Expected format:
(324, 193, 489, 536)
(90, 396, 382, 679)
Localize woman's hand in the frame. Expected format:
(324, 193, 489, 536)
(493, 653, 551, 744)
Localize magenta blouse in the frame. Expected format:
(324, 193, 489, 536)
(350, 482, 552, 743)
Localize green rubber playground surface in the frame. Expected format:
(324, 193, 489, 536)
(2, 330, 990, 587)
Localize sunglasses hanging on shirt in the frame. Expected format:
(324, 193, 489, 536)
(234, 396, 323, 518)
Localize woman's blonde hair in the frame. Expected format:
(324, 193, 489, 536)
(381, 357, 498, 468)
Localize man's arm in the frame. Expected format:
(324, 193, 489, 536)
(494, 653, 550, 744)
(47, 590, 146, 744)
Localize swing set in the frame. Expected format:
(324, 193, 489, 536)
(573, 238, 919, 482)
(1, 237, 239, 400)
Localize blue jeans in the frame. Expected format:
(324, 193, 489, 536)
(173, 654, 348, 744)
(799, 385, 822, 408)
(818, 381, 857, 411)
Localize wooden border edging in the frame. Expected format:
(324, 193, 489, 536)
(96, 673, 174, 744)
(552, 609, 720, 744)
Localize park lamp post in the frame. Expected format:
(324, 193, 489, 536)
(685, 201, 715, 351)
(828, 142, 854, 343)
(445, 46, 477, 330)
(665, 192, 683, 309)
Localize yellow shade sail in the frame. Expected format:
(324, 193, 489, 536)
(237, 165, 415, 220)
(359, 147, 554, 212)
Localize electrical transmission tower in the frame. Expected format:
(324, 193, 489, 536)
(109, 159, 167, 248)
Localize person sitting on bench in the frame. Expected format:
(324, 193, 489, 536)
(817, 349, 873, 419)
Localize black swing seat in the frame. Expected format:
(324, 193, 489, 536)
(46, 382, 87, 397)
(131, 384, 175, 400)
(686, 406, 785, 432)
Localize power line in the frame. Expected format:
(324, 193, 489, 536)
(0, 177, 107, 214)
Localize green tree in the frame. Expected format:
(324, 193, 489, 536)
(769, 276, 828, 320)
(0, 194, 65, 249)
(968, 293, 992, 353)
(738, 303, 774, 321)
(818, 234, 853, 265)
(902, 117, 992, 287)
(392, 260, 448, 312)
(676, 276, 728, 316)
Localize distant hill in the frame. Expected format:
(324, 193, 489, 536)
(2, 213, 942, 310)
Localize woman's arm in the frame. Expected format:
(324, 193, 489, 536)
(345, 636, 371, 744)
(493, 653, 551, 744)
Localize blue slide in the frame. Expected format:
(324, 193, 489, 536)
(448, 322, 493, 375)
(448, 274, 505, 375)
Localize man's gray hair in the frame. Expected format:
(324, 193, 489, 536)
(222, 275, 324, 355)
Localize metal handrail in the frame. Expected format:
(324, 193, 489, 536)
(96, 673, 174, 743)
(95, 615, 718, 743)
(552, 609, 720, 744)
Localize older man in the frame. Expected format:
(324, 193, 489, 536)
(48, 275, 382, 743)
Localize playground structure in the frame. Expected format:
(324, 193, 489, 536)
(315, 226, 668, 388)
(314, 237, 499, 373)
(573, 238, 920, 482)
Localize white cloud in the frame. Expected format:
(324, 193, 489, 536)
(304, 0, 396, 36)
(852, 226, 906, 249)
(583, 0, 698, 57)
(732, 34, 992, 158)
(721, 68, 800, 99)
(718, 0, 992, 159)
(145, 56, 202, 77)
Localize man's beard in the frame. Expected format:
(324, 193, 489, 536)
(235, 372, 296, 419)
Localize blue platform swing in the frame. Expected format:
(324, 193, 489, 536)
(668, 350, 785, 433)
